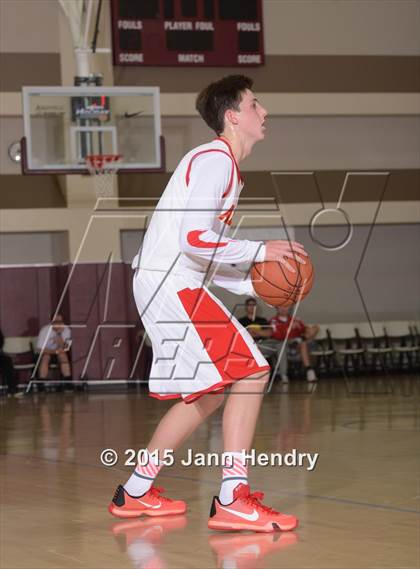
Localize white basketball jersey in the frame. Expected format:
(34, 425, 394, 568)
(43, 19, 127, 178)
(132, 137, 265, 296)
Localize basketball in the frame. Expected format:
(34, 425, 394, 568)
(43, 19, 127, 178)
(251, 257, 314, 307)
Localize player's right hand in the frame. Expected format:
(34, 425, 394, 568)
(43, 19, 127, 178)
(264, 240, 308, 272)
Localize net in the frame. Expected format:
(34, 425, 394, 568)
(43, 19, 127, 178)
(85, 154, 121, 198)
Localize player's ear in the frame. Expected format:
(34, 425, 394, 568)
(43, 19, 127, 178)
(225, 108, 239, 127)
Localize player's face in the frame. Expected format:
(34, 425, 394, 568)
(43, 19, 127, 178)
(237, 89, 267, 142)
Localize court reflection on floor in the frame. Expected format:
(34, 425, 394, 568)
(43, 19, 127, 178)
(1, 377, 418, 569)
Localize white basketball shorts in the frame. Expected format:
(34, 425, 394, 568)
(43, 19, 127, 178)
(133, 268, 270, 403)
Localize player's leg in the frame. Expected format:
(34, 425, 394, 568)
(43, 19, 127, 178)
(57, 351, 72, 379)
(218, 370, 268, 504)
(124, 393, 224, 496)
(275, 340, 289, 382)
(299, 341, 311, 366)
(299, 341, 318, 382)
(38, 353, 50, 379)
(37, 353, 51, 391)
(109, 393, 224, 518)
(38, 354, 51, 379)
(209, 371, 298, 532)
(146, 392, 224, 453)
(223, 370, 269, 452)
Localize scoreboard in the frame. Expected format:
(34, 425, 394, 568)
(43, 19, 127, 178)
(111, 0, 264, 66)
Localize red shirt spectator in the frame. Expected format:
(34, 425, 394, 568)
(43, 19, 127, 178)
(270, 312, 306, 341)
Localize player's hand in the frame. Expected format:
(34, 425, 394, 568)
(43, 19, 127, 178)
(264, 240, 308, 272)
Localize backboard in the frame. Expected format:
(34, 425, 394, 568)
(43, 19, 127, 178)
(21, 86, 164, 174)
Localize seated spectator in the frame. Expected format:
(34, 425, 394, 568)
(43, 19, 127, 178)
(0, 329, 20, 396)
(270, 306, 319, 382)
(239, 298, 288, 382)
(36, 314, 72, 389)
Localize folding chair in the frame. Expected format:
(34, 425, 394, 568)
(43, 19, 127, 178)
(356, 322, 392, 373)
(328, 323, 365, 375)
(3, 337, 36, 386)
(309, 324, 335, 376)
(384, 321, 419, 372)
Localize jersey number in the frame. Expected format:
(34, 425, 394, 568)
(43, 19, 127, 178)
(218, 205, 235, 226)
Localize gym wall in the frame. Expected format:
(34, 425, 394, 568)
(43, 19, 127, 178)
(0, 0, 419, 378)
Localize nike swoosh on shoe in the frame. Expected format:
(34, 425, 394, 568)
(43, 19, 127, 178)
(137, 500, 162, 509)
(219, 505, 259, 521)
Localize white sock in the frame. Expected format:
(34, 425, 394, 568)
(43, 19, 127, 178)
(124, 449, 162, 497)
(219, 451, 248, 505)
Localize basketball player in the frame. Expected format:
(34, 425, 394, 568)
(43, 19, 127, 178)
(109, 75, 307, 532)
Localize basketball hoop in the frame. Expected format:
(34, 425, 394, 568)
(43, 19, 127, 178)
(85, 154, 121, 198)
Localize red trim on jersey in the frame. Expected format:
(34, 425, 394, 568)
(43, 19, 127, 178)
(183, 369, 270, 403)
(218, 204, 235, 226)
(215, 137, 243, 185)
(149, 367, 271, 404)
(186, 229, 229, 249)
(185, 149, 235, 198)
(177, 287, 269, 390)
(149, 393, 181, 401)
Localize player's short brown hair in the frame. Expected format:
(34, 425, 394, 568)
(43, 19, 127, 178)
(196, 75, 253, 135)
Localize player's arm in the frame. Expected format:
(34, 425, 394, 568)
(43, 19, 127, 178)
(256, 322, 273, 338)
(179, 153, 307, 270)
(62, 327, 72, 350)
(36, 328, 45, 352)
(36, 327, 55, 355)
(179, 153, 265, 265)
(210, 264, 256, 296)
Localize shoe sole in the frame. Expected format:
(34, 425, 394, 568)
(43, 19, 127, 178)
(108, 503, 186, 518)
(208, 519, 298, 533)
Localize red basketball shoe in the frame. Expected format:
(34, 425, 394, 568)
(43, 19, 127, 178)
(109, 485, 187, 518)
(208, 484, 298, 532)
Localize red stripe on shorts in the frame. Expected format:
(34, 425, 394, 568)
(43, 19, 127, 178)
(177, 287, 266, 383)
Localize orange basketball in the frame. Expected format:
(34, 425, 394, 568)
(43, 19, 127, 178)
(251, 257, 314, 307)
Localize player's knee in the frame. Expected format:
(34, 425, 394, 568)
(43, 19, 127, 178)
(249, 370, 270, 386)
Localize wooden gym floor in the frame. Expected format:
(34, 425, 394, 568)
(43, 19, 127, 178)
(1, 377, 419, 569)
